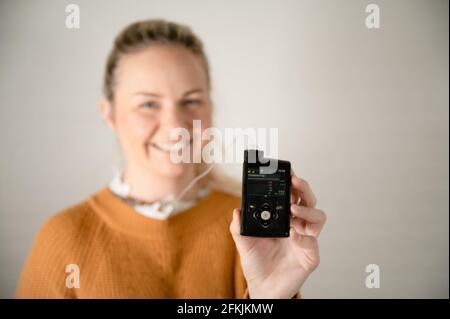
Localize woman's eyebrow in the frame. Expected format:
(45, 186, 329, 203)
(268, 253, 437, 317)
(183, 88, 204, 96)
(132, 88, 204, 97)
(132, 91, 162, 97)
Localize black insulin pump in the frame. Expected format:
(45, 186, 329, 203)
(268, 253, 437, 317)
(240, 150, 291, 237)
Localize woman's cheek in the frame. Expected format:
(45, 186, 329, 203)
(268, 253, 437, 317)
(116, 114, 157, 163)
(195, 108, 212, 128)
(122, 113, 158, 144)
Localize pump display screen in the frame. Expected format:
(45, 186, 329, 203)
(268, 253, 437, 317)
(246, 169, 287, 197)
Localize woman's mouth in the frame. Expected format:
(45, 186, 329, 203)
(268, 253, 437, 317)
(150, 139, 192, 153)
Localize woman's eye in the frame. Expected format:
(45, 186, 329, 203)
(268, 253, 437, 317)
(141, 101, 158, 109)
(183, 99, 201, 108)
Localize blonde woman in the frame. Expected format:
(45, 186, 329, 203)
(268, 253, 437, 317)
(16, 19, 326, 299)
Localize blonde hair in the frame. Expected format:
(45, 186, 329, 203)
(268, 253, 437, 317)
(103, 19, 240, 196)
(103, 19, 210, 102)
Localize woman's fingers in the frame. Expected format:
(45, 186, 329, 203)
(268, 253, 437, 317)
(290, 204, 326, 236)
(291, 170, 317, 208)
(290, 216, 306, 234)
(291, 204, 326, 224)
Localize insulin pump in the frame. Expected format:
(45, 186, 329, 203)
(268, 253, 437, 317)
(240, 150, 291, 237)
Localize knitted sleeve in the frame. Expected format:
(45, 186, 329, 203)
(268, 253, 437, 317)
(15, 204, 89, 299)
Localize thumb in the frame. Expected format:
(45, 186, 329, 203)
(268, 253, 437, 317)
(229, 208, 241, 237)
(230, 208, 259, 253)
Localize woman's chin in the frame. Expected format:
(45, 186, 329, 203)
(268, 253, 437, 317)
(150, 158, 192, 178)
(147, 147, 194, 178)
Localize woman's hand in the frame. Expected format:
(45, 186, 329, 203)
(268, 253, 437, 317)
(230, 170, 327, 299)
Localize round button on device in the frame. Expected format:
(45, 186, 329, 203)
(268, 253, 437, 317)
(260, 210, 271, 221)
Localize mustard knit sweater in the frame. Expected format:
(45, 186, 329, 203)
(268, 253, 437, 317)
(16, 187, 249, 298)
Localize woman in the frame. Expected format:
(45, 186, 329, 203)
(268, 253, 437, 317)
(16, 19, 326, 298)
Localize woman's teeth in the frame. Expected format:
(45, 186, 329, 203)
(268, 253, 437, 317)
(151, 140, 190, 152)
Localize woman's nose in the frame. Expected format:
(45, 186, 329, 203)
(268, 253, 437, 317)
(159, 105, 190, 130)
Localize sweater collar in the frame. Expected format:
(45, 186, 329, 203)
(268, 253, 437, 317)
(88, 187, 229, 238)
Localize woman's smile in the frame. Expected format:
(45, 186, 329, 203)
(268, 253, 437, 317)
(149, 138, 192, 154)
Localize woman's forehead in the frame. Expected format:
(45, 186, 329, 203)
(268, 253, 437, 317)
(115, 45, 208, 95)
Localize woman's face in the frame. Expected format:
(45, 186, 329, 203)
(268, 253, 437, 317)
(103, 45, 212, 178)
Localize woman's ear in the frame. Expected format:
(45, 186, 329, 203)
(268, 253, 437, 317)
(99, 99, 116, 131)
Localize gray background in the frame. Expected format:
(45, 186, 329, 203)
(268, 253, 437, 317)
(0, 0, 448, 298)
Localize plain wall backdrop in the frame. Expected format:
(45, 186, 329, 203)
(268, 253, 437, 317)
(0, 0, 448, 298)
